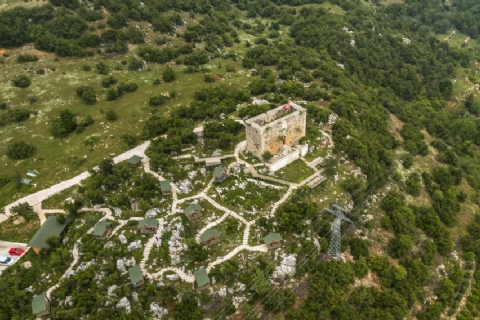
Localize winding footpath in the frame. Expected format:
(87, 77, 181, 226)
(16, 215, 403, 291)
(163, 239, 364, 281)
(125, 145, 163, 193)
(2, 139, 319, 289)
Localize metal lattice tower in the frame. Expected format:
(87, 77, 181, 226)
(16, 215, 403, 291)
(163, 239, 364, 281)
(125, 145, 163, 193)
(324, 204, 353, 260)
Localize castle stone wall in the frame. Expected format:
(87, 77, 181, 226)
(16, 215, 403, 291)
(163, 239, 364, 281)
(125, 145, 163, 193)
(245, 102, 307, 159)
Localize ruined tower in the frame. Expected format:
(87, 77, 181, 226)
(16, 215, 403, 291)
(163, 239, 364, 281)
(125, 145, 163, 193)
(244, 102, 307, 159)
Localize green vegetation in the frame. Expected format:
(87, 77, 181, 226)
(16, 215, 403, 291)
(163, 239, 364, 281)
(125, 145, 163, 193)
(2, 0, 480, 318)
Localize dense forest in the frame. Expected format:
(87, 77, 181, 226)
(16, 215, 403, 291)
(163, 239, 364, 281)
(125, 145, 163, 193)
(1, 0, 480, 319)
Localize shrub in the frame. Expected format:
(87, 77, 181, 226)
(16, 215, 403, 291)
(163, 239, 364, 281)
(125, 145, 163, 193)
(16, 54, 38, 63)
(106, 88, 119, 101)
(105, 110, 118, 121)
(262, 151, 273, 161)
(6, 141, 36, 159)
(12, 75, 31, 88)
(162, 67, 176, 82)
(128, 57, 143, 71)
(75, 115, 94, 133)
(50, 109, 77, 137)
(82, 64, 92, 71)
(117, 82, 138, 94)
(101, 75, 117, 88)
(76, 86, 97, 105)
(96, 61, 109, 75)
(149, 95, 167, 106)
(226, 64, 236, 73)
(121, 133, 138, 147)
(204, 74, 216, 83)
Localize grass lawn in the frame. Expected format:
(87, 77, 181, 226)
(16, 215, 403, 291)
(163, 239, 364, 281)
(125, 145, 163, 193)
(0, 211, 40, 242)
(0, 42, 251, 208)
(294, 2, 345, 14)
(273, 159, 315, 183)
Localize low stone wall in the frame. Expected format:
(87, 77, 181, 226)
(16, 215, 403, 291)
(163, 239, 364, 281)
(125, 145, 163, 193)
(268, 150, 300, 172)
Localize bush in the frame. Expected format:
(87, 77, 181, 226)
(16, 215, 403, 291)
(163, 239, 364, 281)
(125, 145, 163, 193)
(76, 86, 97, 105)
(262, 151, 273, 161)
(162, 67, 176, 82)
(6, 141, 36, 159)
(16, 54, 38, 63)
(105, 110, 118, 121)
(106, 88, 119, 101)
(12, 74, 31, 88)
(117, 82, 138, 94)
(96, 61, 109, 75)
(82, 64, 92, 71)
(204, 74, 216, 83)
(101, 75, 117, 88)
(149, 95, 167, 106)
(50, 109, 77, 137)
(226, 64, 236, 73)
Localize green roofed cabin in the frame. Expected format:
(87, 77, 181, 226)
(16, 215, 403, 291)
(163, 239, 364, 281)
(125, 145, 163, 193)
(129, 265, 145, 288)
(126, 155, 144, 168)
(194, 268, 210, 291)
(138, 218, 159, 234)
(92, 221, 112, 239)
(27, 216, 69, 254)
(32, 292, 50, 317)
(263, 233, 283, 251)
(213, 166, 227, 182)
(184, 203, 203, 221)
(200, 228, 220, 247)
(160, 180, 172, 196)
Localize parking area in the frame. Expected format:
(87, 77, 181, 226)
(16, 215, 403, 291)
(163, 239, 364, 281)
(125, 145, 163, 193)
(0, 241, 28, 276)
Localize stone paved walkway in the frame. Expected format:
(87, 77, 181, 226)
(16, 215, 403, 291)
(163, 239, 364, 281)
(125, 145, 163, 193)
(2, 139, 323, 288)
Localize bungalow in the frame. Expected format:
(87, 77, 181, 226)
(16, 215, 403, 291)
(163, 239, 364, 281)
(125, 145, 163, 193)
(129, 265, 145, 288)
(263, 233, 283, 251)
(27, 216, 69, 254)
(160, 180, 172, 196)
(213, 166, 227, 183)
(184, 203, 203, 221)
(200, 228, 221, 247)
(126, 155, 144, 168)
(92, 221, 112, 240)
(138, 218, 159, 234)
(32, 292, 50, 317)
(194, 268, 210, 291)
(205, 157, 222, 167)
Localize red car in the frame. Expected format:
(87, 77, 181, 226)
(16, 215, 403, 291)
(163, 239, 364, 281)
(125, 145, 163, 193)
(8, 248, 25, 256)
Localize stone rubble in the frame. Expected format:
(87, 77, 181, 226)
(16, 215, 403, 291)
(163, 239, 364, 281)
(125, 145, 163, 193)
(150, 302, 169, 319)
(273, 254, 296, 278)
(116, 297, 131, 314)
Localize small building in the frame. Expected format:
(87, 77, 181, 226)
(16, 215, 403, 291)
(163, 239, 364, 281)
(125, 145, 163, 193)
(213, 166, 227, 183)
(32, 292, 50, 317)
(194, 268, 210, 291)
(27, 216, 69, 254)
(126, 155, 144, 168)
(138, 218, 159, 234)
(200, 228, 221, 247)
(129, 265, 145, 288)
(160, 180, 172, 196)
(263, 233, 283, 251)
(205, 158, 222, 167)
(184, 203, 203, 221)
(92, 221, 112, 239)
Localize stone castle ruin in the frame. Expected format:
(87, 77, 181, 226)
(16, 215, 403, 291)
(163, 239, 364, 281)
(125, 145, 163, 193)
(245, 102, 308, 172)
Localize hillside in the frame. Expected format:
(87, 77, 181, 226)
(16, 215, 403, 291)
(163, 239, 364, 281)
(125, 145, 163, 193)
(1, 0, 480, 319)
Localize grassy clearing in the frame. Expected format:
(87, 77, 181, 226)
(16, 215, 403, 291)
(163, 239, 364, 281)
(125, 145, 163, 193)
(0, 0, 44, 11)
(273, 159, 314, 183)
(0, 42, 250, 208)
(0, 211, 40, 242)
(294, 2, 345, 14)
